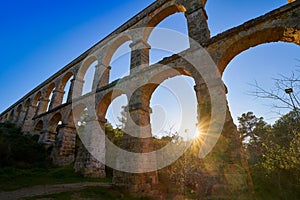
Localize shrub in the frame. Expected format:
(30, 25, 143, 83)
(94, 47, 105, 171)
(0, 122, 50, 168)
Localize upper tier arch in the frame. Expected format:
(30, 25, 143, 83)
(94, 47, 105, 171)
(204, 2, 300, 74)
(143, 4, 187, 41)
(218, 27, 300, 74)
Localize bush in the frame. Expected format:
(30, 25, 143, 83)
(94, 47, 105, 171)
(0, 122, 50, 168)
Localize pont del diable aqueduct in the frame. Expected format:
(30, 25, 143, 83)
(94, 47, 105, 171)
(1, 0, 299, 198)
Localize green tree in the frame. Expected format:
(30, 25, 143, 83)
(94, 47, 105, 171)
(238, 112, 269, 143)
(261, 111, 300, 172)
(0, 122, 49, 168)
(238, 112, 270, 165)
(238, 111, 300, 199)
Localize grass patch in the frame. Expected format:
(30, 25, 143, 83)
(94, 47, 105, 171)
(0, 166, 111, 191)
(24, 186, 151, 200)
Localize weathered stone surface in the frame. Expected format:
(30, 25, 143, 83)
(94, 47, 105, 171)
(74, 142, 106, 178)
(51, 125, 77, 166)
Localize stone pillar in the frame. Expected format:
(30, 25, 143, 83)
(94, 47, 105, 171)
(74, 118, 106, 178)
(185, 6, 210, 45)
(194, 82, 211, 133)
(49, 89, 65, 110)
(35, 97, 50, 116)
(2, 115, 7, 122)
(130, 39, 150, 72)
(92, 64, 111, 91)
(13, 111, 19, 123)
(16, 109, 27, 126)
(22, 105, 37, 133)
(68, 78, 84, 101)
(113, 91, 159, 196)
(193, 82, 254, 199)
(12, 112, 18, 123)
(38, 129, 56, 146)
(51, 124, 77, 166)
(8, 112, 15, 122)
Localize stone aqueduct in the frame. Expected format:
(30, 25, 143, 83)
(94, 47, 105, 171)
(1, 0, 299, 198)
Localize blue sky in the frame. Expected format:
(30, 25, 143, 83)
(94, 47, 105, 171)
(0, 0, 299, 131)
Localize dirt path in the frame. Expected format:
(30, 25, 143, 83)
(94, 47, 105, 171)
(0, 182, 112, 200)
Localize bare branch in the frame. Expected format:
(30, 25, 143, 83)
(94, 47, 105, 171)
(249, 70, 300, 117)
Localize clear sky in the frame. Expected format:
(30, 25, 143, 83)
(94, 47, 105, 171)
(0, 0, 299, 133)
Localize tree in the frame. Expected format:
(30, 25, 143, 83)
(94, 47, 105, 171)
(252, 69, 300, 117)
(244, 65, 300, 198)
(261, 111, 300, 171)
(0, 122, 49, 168)
(237, 112, 270, 165)
(237, 111, 300, 199)
(238, 112, 269, 145)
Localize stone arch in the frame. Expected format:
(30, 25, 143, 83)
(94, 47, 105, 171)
(68, 103, 87, 151)
(109, 43, 132, 83)
(24, 98, 31, 111)
(45, 83, 56, 99)
(218, 26, 300, 75)
(58, 71, 74, 90)
(21, 98, 32, 126)
(70, 103, 88, 126)
(33, 91, 42, 107)
(103, 35, 132, 67)
(15, 104, 23, 122)
(33, 120, 44, 135)
(58, 71, 74, 104)
(47, 113, 63, 144)
(132, 67, 193, 105)
(97, 90, 126, 120)
(143, 4, 187, 41)
(8, 109, 15, 121)
(45, 82, 56, 112)
(150, 74, 198, 138)
(77, 55, 98, 81)
(125, 65, 200, 139)
(147, 10, 189, 64)
(97, 35, 133, 85)
(78, 56, 98, 95)
(4, 114, 8, 121)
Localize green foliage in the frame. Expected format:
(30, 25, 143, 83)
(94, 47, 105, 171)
(238, 111, 300, 199)
(0, 165, 110, 191)
(238, 112, 271, 165)
(260, 111, 300, 173)
(24, 186, 151, 200)
(0, 122, 50, 168)
(105, 123, 124, 147)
